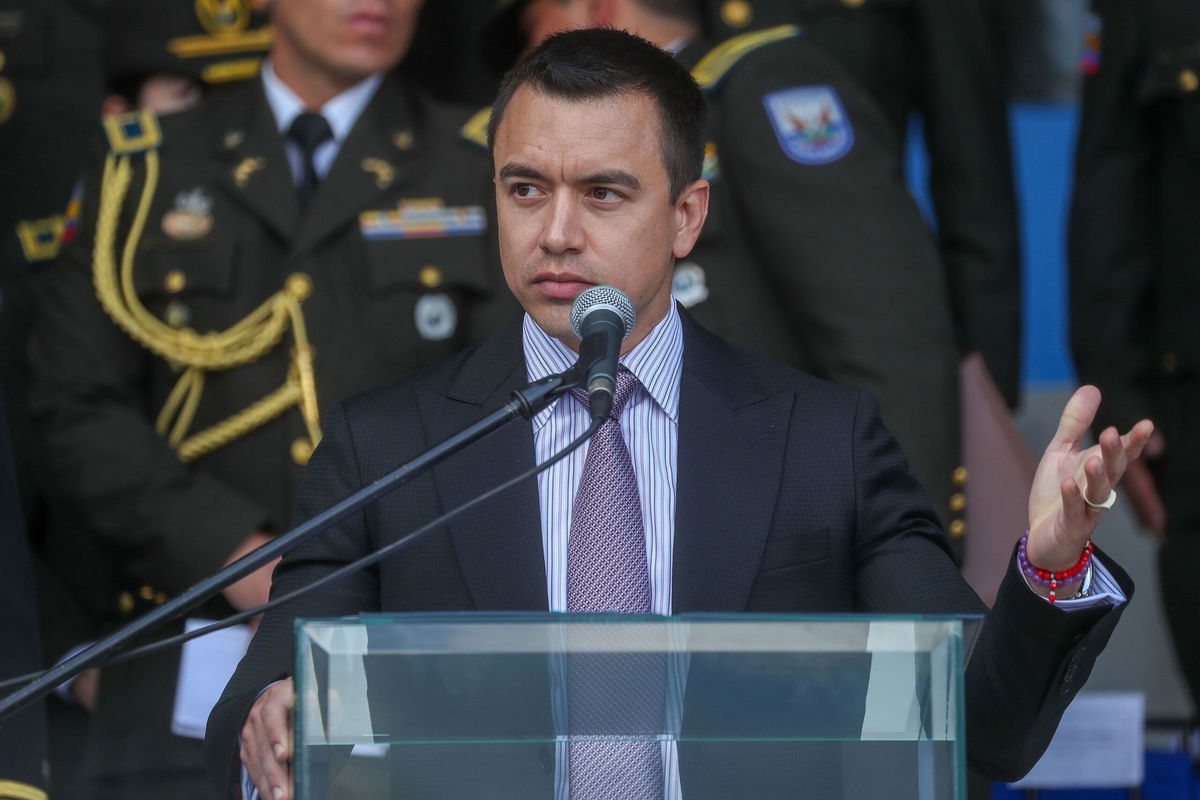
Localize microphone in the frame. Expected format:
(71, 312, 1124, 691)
(569, 286, 636, 422)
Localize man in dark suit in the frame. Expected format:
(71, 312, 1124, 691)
(480, 0, 991, 543)
(29, 0, 511, 795)
(210, 28, 1151, 799)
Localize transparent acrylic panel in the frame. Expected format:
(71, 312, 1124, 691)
(294, 613, 976, 800)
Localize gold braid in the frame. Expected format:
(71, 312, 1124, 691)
(92, 149, 322, 462)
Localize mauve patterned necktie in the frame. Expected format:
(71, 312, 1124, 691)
(566, 369, 664, 799)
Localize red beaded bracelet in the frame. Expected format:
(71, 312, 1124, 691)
(1017, 531, 1094, 603)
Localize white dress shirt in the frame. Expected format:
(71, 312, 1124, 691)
(260, 59, 382, 185)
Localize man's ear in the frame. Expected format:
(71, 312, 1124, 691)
(672, 178, 709, 260)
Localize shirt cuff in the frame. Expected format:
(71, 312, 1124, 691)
(1017, 554, 1127, 609)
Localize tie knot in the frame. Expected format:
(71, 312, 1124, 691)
(572, 368, 640, 420)
(287, 112, 333, 154)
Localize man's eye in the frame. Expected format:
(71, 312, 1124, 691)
(590, 187, 619, 201)
(514, 183, 540, 198)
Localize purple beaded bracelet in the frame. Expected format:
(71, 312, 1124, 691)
(1018, 530, 1094, 603)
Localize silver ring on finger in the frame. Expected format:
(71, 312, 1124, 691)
(1084, 488, 1117, 512)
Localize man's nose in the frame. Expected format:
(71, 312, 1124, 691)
(539, 192, 585, 255)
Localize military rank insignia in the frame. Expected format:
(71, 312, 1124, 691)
(161, 188, 215, 241)
(359, 199, 487, 240)
(60, 182, 83, 245)
(103, 110, 162, 155)
(17, 216, 64, 263)
(763, 86, 854, 165)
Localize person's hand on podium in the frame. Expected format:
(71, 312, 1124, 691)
(1025, 385, 1154, 597)
(242, 676, 295, 800)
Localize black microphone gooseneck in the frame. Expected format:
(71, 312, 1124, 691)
(569, 286, 636, 421)
(0, 369, 582, 721)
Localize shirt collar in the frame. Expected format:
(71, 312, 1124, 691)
(260, 58, 383, 143)
(522, 301, 684, 429)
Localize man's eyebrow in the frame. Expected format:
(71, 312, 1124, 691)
(498, 163, 547, 181)
(581, 170, 640, 191)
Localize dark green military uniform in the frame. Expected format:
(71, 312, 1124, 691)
(0, 396, 48, 800)
(705, 0, 1022, 407)
(29, 74, 513, 794)
(1069, 0, 1200, 715)
(670, 28, 964, 539)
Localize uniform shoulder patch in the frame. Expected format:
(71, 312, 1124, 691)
(692, 25, 802, 92)
(16, 215, 66, 263)
(460, 106, 491, 150)
(102, 109, 163, 156)
(762, 86, 854, 165)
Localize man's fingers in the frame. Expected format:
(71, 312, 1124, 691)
(1083, 454, 1113, 507)
(1061, 477, 1087, 528)
(1120, 419, 1155, 462)
(1099, 427, 1126, 484)
(1051, 385, 1101, 451)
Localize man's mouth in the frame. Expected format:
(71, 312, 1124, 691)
(532, 272, 595, 300)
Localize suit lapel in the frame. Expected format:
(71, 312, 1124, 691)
(215, 85, 298, 243)
(672, 313, 792, 612)
(289, 77, 414, 260)
(418, 321, 549, 611)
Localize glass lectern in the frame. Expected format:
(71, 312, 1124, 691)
(295, 613, 978, 799)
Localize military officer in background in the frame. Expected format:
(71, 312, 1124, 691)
(483, 0, 975, 539)
(704, 0, 1021, 406)
(1069, 0, 1200, 731)
(29, 0, 512, 795)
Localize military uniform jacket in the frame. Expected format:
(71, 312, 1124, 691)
(675, 29, 965, 532)
(28, 73, 514, 776)
(706, 0, 1022, 404)
(1070, 0, 1200, 447)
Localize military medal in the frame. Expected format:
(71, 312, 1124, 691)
(161, 188, 214, 241)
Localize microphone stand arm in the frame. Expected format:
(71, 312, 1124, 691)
(0, 368, 583, 721)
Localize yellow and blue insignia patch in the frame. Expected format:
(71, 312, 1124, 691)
(692, 25, 802, 91)
(460, 106, 491, 150)
(763, 86, 854, 165)
(360, 199, 487, 240)
(61, 181, 83, 244)
(102, 110, 162, 155)
(16, 215, 65, 263)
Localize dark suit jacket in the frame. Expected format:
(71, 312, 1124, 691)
(207, 311, 1130, 794)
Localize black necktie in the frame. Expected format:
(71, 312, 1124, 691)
(287, 112, 333, 210)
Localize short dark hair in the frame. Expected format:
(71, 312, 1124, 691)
(486, 28, 708, 202)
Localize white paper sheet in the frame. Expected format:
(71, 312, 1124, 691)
(1008, 691, 1144, 788)
(171, 618, 253, 739)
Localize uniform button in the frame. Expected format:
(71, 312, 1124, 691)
(154, 592, 168, 605)
(952, 466, 968, 487)
(0, 49, 6, 71)
(165, 301, 191, 328)
(419, 265, 443, 289)
(948, 493, 967, 513)
(291, 438, 314, 466)
(720, 0, 753, 28)
(842, 0, 867, 8)
(139, 585, 155, 601)
(285, 272, 313, 301)
(392, 129, 414, 151)
(1163, 351, 1178, 373)
(949, 519, 966, 539)
(164, 269, 187, 293)
(1180, 69, 1199, 93)
(117, 591, 135, 616)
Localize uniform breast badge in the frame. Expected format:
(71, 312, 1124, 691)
(161, 188, 215, 241)
(762, 86, 855, 165)
(359, 198, 487, 240)
(414, 293, 457, 341)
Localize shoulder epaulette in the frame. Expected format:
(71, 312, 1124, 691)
(460, 106, 492, 150)
(16, 215, 65, 263)
(692, 25, 803, 91)
(102, 109, 163, 156)
(0, 779, 49, 800)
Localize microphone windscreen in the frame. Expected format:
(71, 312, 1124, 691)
(569, 286, 636, 340)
